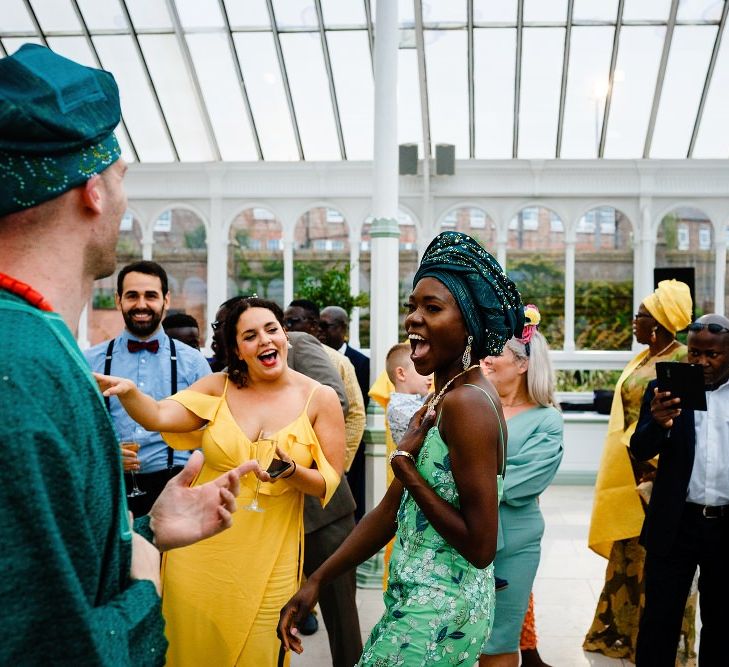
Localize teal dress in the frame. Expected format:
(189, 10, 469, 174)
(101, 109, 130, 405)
(481, 406, 563, 655)
(359, 386, 504, 666)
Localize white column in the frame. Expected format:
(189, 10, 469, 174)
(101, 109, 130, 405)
(206, 196, 227, 350)
(564, 239, 576, 352)
(369, 0, 400, 387)
(283, 239, 294, 307)
(78, 304, 90, 350)
(365, 0, 399, 516)
(715, 237, 726, 316)
(496, 220, 507, 269)
(349, 242, 361, 349)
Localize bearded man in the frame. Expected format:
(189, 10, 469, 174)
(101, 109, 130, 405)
(85, 261, 211, 515)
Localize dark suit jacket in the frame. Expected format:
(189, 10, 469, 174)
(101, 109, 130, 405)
(286, 332, 357, 534)
(344, 344, 370, 408)
(630, 379, 697, 556)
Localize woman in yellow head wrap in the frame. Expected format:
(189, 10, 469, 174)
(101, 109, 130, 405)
(584, 280, 696, 663)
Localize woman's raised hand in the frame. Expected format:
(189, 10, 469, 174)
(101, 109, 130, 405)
(396, 404, 436, 459)
(93, 372, 137, 397)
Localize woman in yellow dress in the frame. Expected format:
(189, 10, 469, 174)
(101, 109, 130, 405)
(95, 297, 345, 666)
(584, 280, 696, 664)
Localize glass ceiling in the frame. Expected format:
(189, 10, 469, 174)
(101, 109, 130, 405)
(3, 0, 728, 162)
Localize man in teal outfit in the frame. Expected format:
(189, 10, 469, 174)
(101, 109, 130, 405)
(0, 44, 255, 665)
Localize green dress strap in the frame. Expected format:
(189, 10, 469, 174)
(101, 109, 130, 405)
(463, 383, 507, 478)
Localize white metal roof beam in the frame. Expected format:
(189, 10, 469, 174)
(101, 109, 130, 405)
(467, 0, 475, 158)
(688, 0, 729, 158)
(513, 0, 524, 158)
(414, 0, 432, 158)
(70, 0, 139, 162)
(556, 0, 574, 158)
(165, 0, 221, 161)
(265, 0, 305, 160)
(118, 0, 180, 161)
(314, 0, 347, 159)
(217, 0, 263, 160)
(598, 0, 625, 158)
(364, 0, 374, 75)
(643, 0, 680, 158)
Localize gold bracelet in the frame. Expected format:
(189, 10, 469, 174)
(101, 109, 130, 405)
(389, 450, 416, 466)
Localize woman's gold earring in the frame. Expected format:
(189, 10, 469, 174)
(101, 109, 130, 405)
(650, 327, 657, 342)
(462, 335, 473, 370)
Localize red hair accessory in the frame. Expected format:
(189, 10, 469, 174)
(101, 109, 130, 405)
(517, 304, 541, 347)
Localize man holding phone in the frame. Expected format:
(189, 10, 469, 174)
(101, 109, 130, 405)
(631, 314, 729, 666)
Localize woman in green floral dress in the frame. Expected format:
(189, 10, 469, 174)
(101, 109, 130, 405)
(278, 231, 524, 665)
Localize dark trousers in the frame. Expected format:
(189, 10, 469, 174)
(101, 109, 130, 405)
(636, 503, 729, 666)
(346, 443, 366, 522)
(124, 466, 184, 517)
(304, 513, 362, 667)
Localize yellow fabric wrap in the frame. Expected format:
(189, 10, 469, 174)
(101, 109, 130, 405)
(588, 350, 650, 558)
(642, 279, 692, 334)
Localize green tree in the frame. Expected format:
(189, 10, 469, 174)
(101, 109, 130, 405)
(295, 262, 368, 315)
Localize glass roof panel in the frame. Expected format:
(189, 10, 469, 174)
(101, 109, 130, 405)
(561, 26, 614, 158)
(425, 29, 468, 157)
(327, 30, 374, 159)
(651, 25, 717, 157)
(693, 20, 729, 157)
(474, 28, 515, 158)
(93, 34, 175, 161)
(573, 0, 619, 22)
(114, 124, 137, 163)
(604, 26, 665, 157)
(138, 33, 214, 160)
(519, 27, 565, 158)
(175, 0, 224, 29)
(224, 0, 270, 27)
(677, 0, 723, 21)
(474, 0, 517, 23)
(524, 0, 567, 23)
(424, 0, 467, 24)
(77, 0, 125, 31)
(29, 0, 81, 32)
(320, 0, 366, 26)
(3, 37, 44, 52)
(186, 33, 258, 160)
(622, 0, 671, 22)
(397, 47, 422, 150)
(3, 0, 34, 32)
(233, 32, 299, 160)
(125, 0, 172, 30)
(280, 32, 340, 159)
(46, 35, 97, 67)
(272, 0, 317, 29)
(398, 0, 415, 27)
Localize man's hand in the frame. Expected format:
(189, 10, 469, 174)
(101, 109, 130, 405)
(650, 387, 682, 429)
(131, 519, 161, 595)
(277, 579, 321, 655)
(149, 450, 263, 551)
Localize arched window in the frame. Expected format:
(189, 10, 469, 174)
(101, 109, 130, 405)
(575, 206, 634, 350)
(88, 211, 143, 346)
(506, 206, 565, 348)
(656, 207, 715, 316)
(228, 207, 284, 304)
(153, 208, 208, 343)
(440, 206, 497, 251)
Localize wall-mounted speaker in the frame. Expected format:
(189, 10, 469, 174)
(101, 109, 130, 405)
(435, 143, 455, 175)
(399, 144, 418, 175)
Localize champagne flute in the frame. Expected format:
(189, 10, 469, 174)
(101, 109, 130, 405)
(120, 432, 146, 498)
(242, 432, 275, 512)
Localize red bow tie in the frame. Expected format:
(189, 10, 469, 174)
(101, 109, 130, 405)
(127, 339, 159, 354)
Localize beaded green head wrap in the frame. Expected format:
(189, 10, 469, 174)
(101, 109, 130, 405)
(413, 231, 525, 358)
(0, 44, 121, 217)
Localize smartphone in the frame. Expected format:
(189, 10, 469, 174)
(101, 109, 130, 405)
(655, 361, 707, 411)
(266, 458, 293, 479)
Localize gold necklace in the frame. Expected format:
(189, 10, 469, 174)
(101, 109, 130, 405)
(428, 365, 479, 412)
(635, 340, 677, 369)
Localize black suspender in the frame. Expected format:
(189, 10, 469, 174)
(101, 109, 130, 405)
(104, 337, 177, 469)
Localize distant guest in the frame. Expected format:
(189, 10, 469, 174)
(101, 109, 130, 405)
(163, 312, 201, 350)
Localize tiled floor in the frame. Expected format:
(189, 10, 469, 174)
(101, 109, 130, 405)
(292, 485, 644, 666)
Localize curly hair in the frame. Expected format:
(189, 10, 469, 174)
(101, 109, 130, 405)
(223, 297, 286, 388)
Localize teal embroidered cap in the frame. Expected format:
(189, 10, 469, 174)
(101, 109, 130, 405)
(0, 43, 121, 216)
(413, 231, 525, 358)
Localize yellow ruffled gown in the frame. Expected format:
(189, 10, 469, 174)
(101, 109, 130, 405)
(160, 380, 339, 667)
